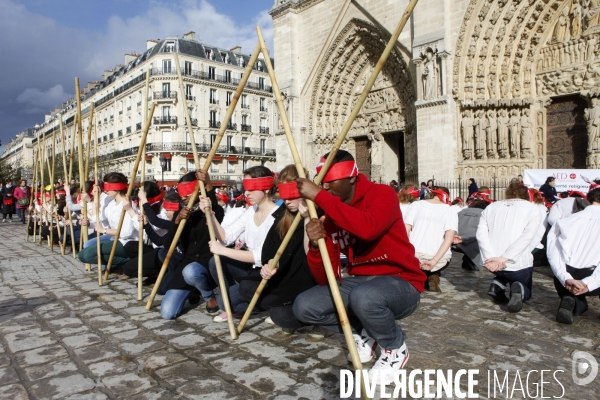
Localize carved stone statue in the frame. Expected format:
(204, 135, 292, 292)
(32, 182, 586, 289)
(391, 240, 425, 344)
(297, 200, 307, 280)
(571, 0, 584, 39)
(422, 48, 440, 100)
(486, 109, 498, 158)
(497, 109, 509, 158)
(520, 109, 533, 158)
(584, 0, 600, 32)
(552, 8, 570, 43)
(585, 97, 600, 153)
(474, 110, 487, 159)
(508, 109, 521, 158)
(461, 110, 474, 159)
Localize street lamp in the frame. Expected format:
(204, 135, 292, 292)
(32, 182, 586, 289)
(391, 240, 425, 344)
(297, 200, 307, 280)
(159, 155, 167, 188)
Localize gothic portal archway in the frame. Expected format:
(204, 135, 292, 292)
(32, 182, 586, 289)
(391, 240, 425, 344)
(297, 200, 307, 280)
(308, 18, 417, 183)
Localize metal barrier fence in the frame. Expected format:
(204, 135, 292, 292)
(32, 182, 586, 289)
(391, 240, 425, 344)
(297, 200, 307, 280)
(429, 176, 515, 201)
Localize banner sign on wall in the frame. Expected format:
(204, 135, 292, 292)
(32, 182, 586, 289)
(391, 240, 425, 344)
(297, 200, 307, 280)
(523, 169, 600, 192)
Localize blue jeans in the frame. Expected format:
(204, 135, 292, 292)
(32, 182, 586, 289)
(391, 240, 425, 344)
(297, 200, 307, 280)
(82, 235, 112, 270)
(208, 256, 253, 315)
(293, 276, 421, 350)
(492, 267, 533, 302)
(160, 262, 211, 320)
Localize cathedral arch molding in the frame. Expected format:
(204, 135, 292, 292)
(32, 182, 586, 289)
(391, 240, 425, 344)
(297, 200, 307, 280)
(308, 18, 417, 182)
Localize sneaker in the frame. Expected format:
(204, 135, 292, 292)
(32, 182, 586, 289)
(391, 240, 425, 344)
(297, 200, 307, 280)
(369, 343, 409, 382)
(265, 316, 275, 325)
(347, 329, 378, 363)
(306, 325, 326, 342)
(1, 219, 5, 223)
(212, 311, 241, 322)
(7, 219, 11, 223)
(205, 296, 219, 313)
(556, 296, 576, 324)
(507, 282, 524, 313)
(488, 281, 509, 302)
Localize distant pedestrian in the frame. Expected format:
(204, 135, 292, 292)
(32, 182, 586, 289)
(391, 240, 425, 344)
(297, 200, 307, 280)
(13, 179, 31, 224)
(539, 176, 560, 203)
(1, 179, 16, 222)
(468, 178, 479, 197)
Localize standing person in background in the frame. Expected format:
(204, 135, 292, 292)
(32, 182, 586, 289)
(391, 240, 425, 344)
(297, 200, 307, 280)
(418, 182, 429, 199)
(1, 179, 16, 222)
(468, 178, 479, 198)
(476, 182, 541, 313)
(539, 176, 560, 203)
(14, 179, 31, 224)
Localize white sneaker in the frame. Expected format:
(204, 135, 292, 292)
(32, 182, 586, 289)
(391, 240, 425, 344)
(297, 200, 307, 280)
(7, 219, 11, 223)
(1, 219, 5, 223)
(265, 316, 274, 325)
(369, 343, 409, 382)
(347, 329, 377, 363)
(212, 311, 241, 322)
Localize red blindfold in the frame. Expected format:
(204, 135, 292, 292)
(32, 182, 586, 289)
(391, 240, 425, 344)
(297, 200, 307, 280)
(278, 182, 300, 200)
(104, 182, 128, 192)
(147, 191, 164, 205)
(177, 181, 198, 197)
(163, 201, 180, 211)
(216, 192, 230, 204)
(316, 160, 359, 183)
(431, 189, 451, 205)
(243, 177, 274, 191)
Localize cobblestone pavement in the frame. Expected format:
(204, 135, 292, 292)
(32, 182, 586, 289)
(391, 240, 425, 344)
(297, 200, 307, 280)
(0, 222, 598, 399)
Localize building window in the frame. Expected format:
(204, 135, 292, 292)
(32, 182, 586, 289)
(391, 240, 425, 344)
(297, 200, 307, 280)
(242, 137, 247, 150)
(226, 92, 232, 106)
(210, 161, 218, 173)
(210, 89, 218, 104)
(165, 42, 175, 53)
(186, 84, 193, 101)
(227, 161, 235, 173)
(163, 59, 171, 73)
(243, 159, 248, 171)
(225, 70, 231, 83)
(259, 98, 266, 112)
(260, 139, 266, 154)
(162, 82, 170, 97)
(241, 94, 248, 108)
(206, 49, 213, 60)
(242, 115, 248, 125)
(258, 77, 265, 90)
(255, 62, 264, 72)
(184, 61, 192, 75)
(208, 66, 216, 80)
(209, 110, 217, 127)
(237, 56, 245, 67)
(162, 106, 170, 118)
(227, 135, 232, 151)
(210, 134, 217, 147)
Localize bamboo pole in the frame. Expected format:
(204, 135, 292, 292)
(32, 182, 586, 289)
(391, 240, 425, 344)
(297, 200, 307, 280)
(38, 131, 47, 246)
(94, 121, 102, 286)
(145, 44, 263, 332)
(84, 114, 93, 182)
(137, 69, 151, 300)
(104, 104, 156, 280)
(59, 118, 76, 257)
(68, 114, 77, 184)
(49, 129, 56, 251)
(27, 149, 39, 242)
(33, 136, 43, 243)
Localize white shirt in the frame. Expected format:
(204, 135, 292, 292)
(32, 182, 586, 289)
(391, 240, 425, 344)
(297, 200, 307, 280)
(399, 202, 413, 218)
(547, 205, 600, 292)
(547, 197, 576, 226)
(405, 200, 458, 257)
(223, 205, 277, 267)
(222, 206, 246, 230)
(476, 199, 541, 271)
(450, 204, 463, 214)
(529, 203, 549, 251)
(102, 198, 139, 245)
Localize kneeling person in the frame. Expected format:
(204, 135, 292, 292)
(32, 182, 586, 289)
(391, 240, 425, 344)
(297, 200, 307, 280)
(294, 150, 425, 380)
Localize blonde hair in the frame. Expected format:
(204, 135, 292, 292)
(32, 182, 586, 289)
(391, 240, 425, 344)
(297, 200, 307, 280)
(275, 165, 305, 239)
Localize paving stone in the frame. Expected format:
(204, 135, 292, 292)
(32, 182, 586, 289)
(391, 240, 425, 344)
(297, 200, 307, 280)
(62, 333, 102, 349)
(102, 372, 157, 397)
(97, 321, 138, 334)
(5, 328, 57, 353)
(88, 357, 138, 377)
(0, 366, 20, 386)
(30, 373, 96, 399)
(169, 333, 210, 349)
(137, 349, 187, 371)
(0, 383, 29, 400)
(128, 387, 181, 400)
(153, 361, 209, 386)
(74, 344, 121, 364)
(23, 359, 79, 381)
(176, 377, 246, 399)
(15, 345, 69, 365)
(118, 338, 167, 355)
(212, 356, 297, 394)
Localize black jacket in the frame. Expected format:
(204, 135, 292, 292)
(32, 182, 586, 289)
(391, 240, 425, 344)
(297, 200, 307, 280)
(539, 183, 558, 203)
(163, 189, 224, 290)
(239, 204, 315, 305)
(142, 203, 173, 247)
(1, 185, 15, 214)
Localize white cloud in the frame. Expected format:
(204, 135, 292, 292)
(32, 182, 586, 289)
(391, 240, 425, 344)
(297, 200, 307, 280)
(16, 85, 71, 114)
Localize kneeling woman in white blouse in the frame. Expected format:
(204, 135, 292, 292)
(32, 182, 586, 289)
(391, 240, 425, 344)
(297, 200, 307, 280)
(476, 182, 541, 313)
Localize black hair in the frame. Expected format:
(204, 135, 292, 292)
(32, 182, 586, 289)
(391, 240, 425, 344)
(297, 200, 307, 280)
(179, 171, 196, 183)
(143, 181, 162, 214)
(469, 178, 476, 184)
(164, 191, 181, 204)
(545, 176, 555, 184)
(230, 190, 245, 208)
(243, 166, 276, 196)
(323, 149, 354, 164)
(70, 183, 80, 194)
(469, 200, 490, 210)
(103, 172, 128, 195)
(588, 187, 600, 204)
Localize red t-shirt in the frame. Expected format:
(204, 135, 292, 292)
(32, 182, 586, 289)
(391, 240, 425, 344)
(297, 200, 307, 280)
(307, 174, 426, 293)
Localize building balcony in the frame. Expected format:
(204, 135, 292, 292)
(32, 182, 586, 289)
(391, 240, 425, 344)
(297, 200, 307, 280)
(226, 122, 237, 131)
(154, 116, 178, 125)
(191, 118, 198, 127)
(145, 142, 276, 158)
(154, 91, 177, 101)
(209, 99, 219, 105)
(260, 107, 268, 112)
(186, 95, 196, 101)
(136, 122, 142, 131)
(209, 120, 221, 129)
(259, 127, 269, 134)
(241, 104, 250, 109)
(126, 126, 132, 134)
(137, 101, 142, 107)
(150, 67, 177, 76)
(241, 124, 251, 133)
(127, 106, 132, 111)
(118, 130, 123, 137)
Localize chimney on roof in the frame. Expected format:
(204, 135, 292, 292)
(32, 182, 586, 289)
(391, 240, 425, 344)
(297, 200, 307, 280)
(125, 53, 138, 64)
(102, 70, 112, 80)
(230, 46, 242, 54)
(183, 31, 196, 41)
(147, 39, 159, 50)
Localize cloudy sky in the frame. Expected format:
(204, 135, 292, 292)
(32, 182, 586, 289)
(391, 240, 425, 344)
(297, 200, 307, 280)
(0, 0, 274, 150)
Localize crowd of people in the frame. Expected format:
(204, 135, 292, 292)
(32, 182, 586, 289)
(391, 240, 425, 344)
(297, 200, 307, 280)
(20, 153, 600, 380)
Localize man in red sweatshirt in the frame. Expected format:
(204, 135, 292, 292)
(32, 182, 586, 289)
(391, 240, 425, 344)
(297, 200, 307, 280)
(294, 150, 425, 380)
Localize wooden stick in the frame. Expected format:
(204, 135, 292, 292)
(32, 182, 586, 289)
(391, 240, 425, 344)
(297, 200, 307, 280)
(84, 114, 93, 183)
(137, 69, 151, 300)
(38, 131, 47, 246)
(33, 137, 42, 243)
(60, 117, 78, 258)
(93, 120, 102, 286)
(145, 43, 263, 329)
(49, 129, 56, 251)
(27, 149, 39, 242)
(68, 114, 77, 185)
(104, 104, 156, 280)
